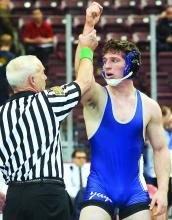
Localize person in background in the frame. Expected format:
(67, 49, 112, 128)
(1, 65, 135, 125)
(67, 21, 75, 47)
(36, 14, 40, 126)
(145, 105, 172, 220)
(0, 0, 24, 55)
(157, 5, 172, 51)
(0, 0, 14, 37)
(64, 148, 90, 201)
(64, 148, 90, 220)
(0, 34, 15, 106)
(23, 8, 55, 73)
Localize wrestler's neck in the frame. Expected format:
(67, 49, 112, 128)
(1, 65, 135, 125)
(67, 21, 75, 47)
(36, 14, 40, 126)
(108, 80, 135, 97)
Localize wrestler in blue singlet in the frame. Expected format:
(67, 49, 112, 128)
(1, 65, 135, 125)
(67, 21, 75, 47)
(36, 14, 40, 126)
(83, 87, 150, 219)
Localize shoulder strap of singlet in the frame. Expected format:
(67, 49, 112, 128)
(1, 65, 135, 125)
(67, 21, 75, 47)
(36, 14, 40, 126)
(135, 89, 143, 120)
(104, 86, 110, 97)
(136, 89, 142, 105)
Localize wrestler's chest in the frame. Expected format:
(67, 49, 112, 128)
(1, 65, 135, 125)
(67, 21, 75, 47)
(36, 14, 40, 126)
(111, 99, 136, 122)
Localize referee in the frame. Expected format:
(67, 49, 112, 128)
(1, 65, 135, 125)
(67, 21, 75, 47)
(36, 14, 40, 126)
(0, 29, 98, 220)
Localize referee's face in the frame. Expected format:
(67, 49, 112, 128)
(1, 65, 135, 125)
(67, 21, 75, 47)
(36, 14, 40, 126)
(35, 64, 47, 91)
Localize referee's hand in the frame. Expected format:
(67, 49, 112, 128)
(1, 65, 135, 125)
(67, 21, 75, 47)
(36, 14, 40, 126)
(0, 191, 5, 213)
(79, 29, 98, 51)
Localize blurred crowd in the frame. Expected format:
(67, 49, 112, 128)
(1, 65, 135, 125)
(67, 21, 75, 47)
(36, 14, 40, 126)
(0, 0, 56, 106)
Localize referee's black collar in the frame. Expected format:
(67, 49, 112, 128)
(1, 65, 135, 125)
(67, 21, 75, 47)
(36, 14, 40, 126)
(9, 91, 37, 101)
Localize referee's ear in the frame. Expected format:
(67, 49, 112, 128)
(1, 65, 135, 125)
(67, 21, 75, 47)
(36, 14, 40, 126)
(28, 75, 36, 87)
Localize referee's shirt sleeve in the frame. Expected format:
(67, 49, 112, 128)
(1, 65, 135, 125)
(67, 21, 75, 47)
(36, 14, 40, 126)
(46, 82, 81, 122)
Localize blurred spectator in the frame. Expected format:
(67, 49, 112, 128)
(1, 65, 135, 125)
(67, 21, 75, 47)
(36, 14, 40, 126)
(66, 148, 90, 220)
(64, 148, 90, 200)
(161, 105, 172, 127)
(0, 0, 14, 37)
(145, 105, 172, 220)
(0, 34, 15, 106)
(0, 0, 24, 55)
(157, 6, 172, 51)
(23, 8, 55, 74)
(145, 106, 171, 178)
(64, 148, 90, 220)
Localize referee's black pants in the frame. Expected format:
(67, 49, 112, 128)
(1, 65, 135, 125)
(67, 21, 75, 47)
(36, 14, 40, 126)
(3, 182, 72, 220)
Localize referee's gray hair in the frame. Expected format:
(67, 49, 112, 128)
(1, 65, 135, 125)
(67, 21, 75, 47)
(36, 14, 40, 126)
(6, 55, 42, 87)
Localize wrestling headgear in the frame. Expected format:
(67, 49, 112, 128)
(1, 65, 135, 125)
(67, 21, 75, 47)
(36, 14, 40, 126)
(102, 50, 140, 86)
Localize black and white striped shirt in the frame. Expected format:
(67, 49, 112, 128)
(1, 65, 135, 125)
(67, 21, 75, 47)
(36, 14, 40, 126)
(0, 82, 81, 184)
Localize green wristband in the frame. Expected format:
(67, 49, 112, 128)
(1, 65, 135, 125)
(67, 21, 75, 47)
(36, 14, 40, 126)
(80, 48, 93, 61)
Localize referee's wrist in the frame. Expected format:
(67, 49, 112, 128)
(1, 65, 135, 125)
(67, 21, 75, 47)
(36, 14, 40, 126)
(80, 47, 93, 61)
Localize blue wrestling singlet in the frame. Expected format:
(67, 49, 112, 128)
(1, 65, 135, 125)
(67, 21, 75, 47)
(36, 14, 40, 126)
(83, 88, 150, 218)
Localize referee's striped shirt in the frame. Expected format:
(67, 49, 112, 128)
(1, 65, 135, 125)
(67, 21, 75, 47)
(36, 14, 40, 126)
(0, 82, 81, 184)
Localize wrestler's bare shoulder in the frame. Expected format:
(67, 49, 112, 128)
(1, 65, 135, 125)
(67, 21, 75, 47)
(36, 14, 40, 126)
(140, 92, 162, 119)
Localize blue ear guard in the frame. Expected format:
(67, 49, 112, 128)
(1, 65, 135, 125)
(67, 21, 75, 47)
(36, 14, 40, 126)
(123, 50, 140, 79)
(102, 50, 140, 79)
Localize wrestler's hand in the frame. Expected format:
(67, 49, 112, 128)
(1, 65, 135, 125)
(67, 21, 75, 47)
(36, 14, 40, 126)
(83, 2, 103, 35)
(150, 190, 167, 216)
(0, 191, 5, 213)
(79, 29, 98, 51)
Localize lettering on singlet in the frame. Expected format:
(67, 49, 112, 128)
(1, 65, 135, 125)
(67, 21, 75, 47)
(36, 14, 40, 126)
(89, 191, 112, 203)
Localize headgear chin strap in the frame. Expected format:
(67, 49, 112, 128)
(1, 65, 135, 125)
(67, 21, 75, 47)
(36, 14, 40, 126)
(102, 50, 140, 87)
(105, 71, 133, 87)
